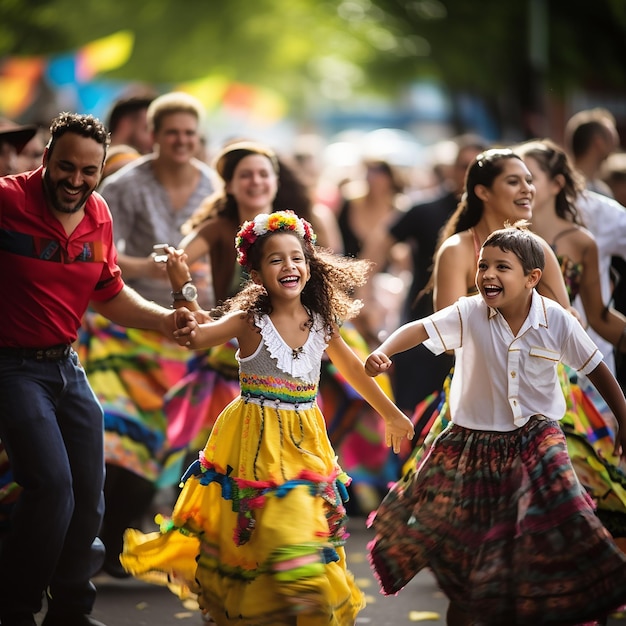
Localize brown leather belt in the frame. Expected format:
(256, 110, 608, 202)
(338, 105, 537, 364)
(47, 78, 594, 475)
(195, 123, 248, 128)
(0, 344, 72, 361)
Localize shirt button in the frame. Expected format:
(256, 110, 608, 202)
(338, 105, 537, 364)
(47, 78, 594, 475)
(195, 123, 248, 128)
(513, 400, 517, 406)
(511, 371, 516, 378)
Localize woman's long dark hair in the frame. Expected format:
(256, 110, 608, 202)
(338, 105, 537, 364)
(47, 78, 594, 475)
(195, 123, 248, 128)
(437, 149, 522, 244)
(420, 149, 522, 297)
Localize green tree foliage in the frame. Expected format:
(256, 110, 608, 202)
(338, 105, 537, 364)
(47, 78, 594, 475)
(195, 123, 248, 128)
(1, 0, 625, 125)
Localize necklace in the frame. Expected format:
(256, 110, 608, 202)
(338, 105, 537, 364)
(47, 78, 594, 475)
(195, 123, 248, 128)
(292, 346, 304, 360)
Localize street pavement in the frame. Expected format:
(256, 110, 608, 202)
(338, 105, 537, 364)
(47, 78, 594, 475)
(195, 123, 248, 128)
(34, 515, 626, 626)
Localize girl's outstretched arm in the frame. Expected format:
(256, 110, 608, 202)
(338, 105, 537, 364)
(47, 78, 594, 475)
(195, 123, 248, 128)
(173, 309, 250, 351)
(325, 333, 414, 453)
(586, 361, 626, 459)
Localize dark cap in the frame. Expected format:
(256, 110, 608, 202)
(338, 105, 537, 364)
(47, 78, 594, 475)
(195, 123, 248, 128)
(0, 119, 39, 154)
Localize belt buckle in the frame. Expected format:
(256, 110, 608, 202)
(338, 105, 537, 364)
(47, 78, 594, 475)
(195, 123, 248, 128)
(35, 346, 68, 361)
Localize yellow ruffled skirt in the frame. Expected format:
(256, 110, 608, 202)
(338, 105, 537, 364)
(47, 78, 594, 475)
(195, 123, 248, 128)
(122, 396, 365, 625)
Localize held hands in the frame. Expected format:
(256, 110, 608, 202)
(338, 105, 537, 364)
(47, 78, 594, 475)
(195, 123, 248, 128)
(365, 350, 393, 377)
(172, 307, 199, 347)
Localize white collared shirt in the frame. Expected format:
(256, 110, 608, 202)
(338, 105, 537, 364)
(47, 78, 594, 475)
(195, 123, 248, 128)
(422, 291, 603, 431)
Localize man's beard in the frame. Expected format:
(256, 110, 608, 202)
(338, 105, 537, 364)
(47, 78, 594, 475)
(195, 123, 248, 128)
(43, 169, 88, 214)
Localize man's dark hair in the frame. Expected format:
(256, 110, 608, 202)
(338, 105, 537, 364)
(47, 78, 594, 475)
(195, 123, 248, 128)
(47, 112, 110, 159)
(564, 108, 617, 159)
(106, 96, 154, 134)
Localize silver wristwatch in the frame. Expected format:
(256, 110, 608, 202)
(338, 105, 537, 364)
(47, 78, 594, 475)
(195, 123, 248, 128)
(172, 281, 198, 302)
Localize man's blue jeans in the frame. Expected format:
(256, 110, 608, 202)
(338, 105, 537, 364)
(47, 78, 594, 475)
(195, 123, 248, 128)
(0, 350, 105, 616)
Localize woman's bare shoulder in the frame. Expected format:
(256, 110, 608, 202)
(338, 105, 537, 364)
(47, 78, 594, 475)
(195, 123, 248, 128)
(438, 230, 473, 260)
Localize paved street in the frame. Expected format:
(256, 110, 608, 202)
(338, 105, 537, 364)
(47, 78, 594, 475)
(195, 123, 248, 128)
(34, 515, 626, 626)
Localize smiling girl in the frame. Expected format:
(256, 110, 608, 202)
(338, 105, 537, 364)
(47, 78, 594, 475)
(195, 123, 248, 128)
(121, 210, 414, 626)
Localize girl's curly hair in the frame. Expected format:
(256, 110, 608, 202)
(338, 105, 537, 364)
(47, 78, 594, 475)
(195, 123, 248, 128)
(217, 234, 372, 333)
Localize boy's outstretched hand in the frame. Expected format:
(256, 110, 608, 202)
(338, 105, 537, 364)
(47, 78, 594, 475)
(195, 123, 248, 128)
(365, 350, 393, 377)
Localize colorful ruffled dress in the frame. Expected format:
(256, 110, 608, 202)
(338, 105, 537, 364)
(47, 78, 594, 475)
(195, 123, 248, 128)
(121, 313, 365, 626)
(554, 253, 626, 543)
(163, 321, 395, 514)
(77, 312, 192, 486)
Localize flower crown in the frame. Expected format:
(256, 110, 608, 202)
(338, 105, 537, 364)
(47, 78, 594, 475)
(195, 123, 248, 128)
(235, 210, 317, 269)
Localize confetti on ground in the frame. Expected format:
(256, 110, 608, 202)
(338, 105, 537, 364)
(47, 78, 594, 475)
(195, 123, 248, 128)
(350, 552, 367, 563)
(135, 602, 148, 610)
(355, 577, 372, 588)
(408, 610, 441, 622)
(174, 611, 195, 619)
(363, 594, 376, 603)
(182, 598, 200, 610)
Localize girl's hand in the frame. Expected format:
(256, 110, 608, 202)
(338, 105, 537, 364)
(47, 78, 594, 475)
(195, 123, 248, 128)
(173, 307, 194, 329)
(173, 308, 198, 346)
(384, 412, 415, 454)
(365, 350, 392, 377)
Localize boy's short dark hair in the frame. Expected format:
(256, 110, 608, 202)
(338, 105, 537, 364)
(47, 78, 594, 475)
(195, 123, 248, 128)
(482, 221, 545, 274)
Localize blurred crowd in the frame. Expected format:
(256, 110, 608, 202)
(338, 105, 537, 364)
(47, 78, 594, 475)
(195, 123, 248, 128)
(1, 90, 626, 625)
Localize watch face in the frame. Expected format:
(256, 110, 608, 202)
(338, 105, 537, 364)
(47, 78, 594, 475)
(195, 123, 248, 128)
(182, 282, 198, 301)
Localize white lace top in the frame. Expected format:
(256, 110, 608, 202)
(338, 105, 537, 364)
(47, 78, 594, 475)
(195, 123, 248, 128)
(237, 313, 329, 406)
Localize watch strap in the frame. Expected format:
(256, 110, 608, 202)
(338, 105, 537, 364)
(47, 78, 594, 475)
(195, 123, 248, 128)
(171, 279, 194, 301)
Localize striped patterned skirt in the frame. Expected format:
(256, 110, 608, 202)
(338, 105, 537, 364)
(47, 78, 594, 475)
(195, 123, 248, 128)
(368, 417, 626, 625)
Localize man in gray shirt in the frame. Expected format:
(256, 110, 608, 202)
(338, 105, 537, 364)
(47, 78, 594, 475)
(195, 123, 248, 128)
(100, 92, 218, 306)
(87, 91, 218, 577)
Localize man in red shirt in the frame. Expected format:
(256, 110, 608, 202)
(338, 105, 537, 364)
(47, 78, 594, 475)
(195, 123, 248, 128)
(0, 112, 192, 626)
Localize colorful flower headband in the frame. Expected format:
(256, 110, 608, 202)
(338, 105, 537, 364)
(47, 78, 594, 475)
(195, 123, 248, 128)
(235, 210, 317, 269)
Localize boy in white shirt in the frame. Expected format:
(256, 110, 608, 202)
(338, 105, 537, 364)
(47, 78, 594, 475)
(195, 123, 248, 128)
(365, 222, 626, 626)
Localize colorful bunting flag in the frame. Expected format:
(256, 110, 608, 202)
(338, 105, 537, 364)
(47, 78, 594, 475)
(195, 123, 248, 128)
(0, 31, 134, 119)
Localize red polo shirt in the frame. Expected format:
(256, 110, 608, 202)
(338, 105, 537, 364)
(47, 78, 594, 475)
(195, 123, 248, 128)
(0, 168, 124, 348)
